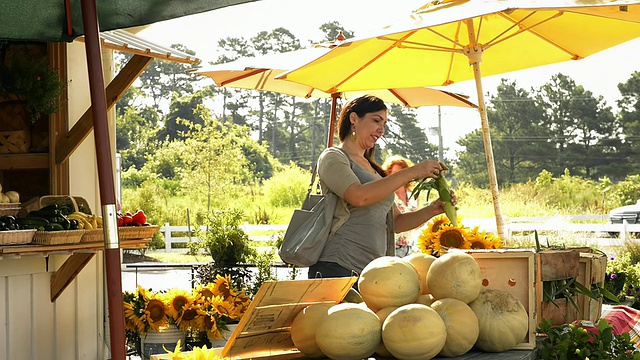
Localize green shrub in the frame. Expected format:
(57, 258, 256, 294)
(263, 164, 310, 208)
(609, 174, 640, 207)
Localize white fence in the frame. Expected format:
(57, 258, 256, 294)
(160, 222, 288, 252)
(159, 216, 640, 252)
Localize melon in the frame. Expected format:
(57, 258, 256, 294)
(405, 252, 437, 294)
(431, 298, 479, 357)
(315, 303, 381, 360)
(382, 304, 447, 360)
(374, 306, 398, 358)
(426, 252, 482, 303)
(290, 303, 333, 358)
(468, 288, 529, 352)
(358, 256, 421, 312)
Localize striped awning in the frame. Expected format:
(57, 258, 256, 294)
(76, 28, 199, 65)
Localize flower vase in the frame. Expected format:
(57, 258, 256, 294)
(140, 326, 186, 360)
(208, 323, 238, 348)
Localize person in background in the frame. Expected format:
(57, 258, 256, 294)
(308, 95, 456, 280)
(382, 155, 418, 257)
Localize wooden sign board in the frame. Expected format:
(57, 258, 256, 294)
(221, 276, 358, 359)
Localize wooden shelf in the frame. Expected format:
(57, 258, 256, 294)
(0, 238, 151, 259)
(0, 153, 49, 170)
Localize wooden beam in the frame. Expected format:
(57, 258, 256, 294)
(55, 54, 152, 164)
(50, 253, 95, 302)
(48, 42, 70, 195)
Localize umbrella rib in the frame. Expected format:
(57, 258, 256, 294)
(388, 89, 410, 106)
(488, 10, 580, 59)
(328, 31, 417, 93)
(219, 68, 267, 86)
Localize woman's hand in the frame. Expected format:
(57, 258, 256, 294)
(425, 190, 458, 217)
(412, 160, 444, 180)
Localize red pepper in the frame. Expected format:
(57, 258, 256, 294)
(122, 212, 134, 226)
(117, 213, 124, 227)
(131, 210, 147, 225)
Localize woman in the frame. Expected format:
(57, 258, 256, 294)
(382, 156, 418, 257)
(309, 95, 454, 279)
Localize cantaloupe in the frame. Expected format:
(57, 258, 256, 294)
(315, 303, 381, 360)
(290, 303, 333, 358)
(405, 252, 437, 294)
(426, 252, 482, 303)
(382, 304, 446, 360)
(431, 298, 479, 357)
(468, 288, 529, 352)
(358, 256, 421, 312)
(374, 306, 398, 358)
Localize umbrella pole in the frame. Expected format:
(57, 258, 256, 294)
(327, 93, 341, 147)
(466, 21, 505, 240)
(80, 0, 126, 359)
(471, 68, 505, 239)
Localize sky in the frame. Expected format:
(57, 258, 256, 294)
(138, 0, 640, 157)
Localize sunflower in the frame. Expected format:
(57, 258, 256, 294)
(417, 226, 442, 256)
(165, 288, 193, 322)
(425, 214, 451, 233)
(436, 225, 469, 251)
(177, 302, 206, 333)
(144, 295, 169, 332)
(211, 275, 237, 298)
(194, 283, 218, 300)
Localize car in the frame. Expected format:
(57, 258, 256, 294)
(609, 200, 640, 224)
(608, 200, 640, 237)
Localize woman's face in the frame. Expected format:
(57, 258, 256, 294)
(351, 109, 387, 149)
(389, 164, 404, 175)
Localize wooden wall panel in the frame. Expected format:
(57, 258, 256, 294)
(32, 273, 55, 359)
(0, 277, 6, 360)
(7, 275, 31, 359)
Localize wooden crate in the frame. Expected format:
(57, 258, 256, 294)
(220, 277, 357, 359)
(465, 249, 539, 350)
(576, 252, 607, 322)
(536, 248, 605, 325)
(0, 130, 30, 154)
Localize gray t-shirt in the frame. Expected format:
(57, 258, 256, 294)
(317, 147, 395, 274)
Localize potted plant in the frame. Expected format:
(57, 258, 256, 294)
(1, 58, 65, 123)
(190, 208, 256, 292)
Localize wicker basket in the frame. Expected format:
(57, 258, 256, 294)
(81, 228, 104, 243)
(32, 229, 85, 245)
(118, 225, 159, 240)
(0, 130, 30, 154)
(0, 203, 21, 217)
(0, 229, 36, 245)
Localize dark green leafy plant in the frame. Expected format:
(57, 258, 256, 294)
(2, 58, 66, 123)
(537, 318, 640, 359)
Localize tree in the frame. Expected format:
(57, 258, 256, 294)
(616, 71, 640, 176)
(382, 105, 438, 165)
(537, 74, 619, 179)
(178, 106, 251, 210)
(487, 79, 549, 185)
(157, 91, 207, 142)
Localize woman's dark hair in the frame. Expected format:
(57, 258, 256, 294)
(336, 95, 388, 177)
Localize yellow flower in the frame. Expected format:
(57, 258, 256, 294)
(177, 302, 205, 333)
(165, 288, 194, 322)
(426, 214, 451, 233)
(145, 296, 169, 332)
(211, 275, 237, 298)
(436, 226, 468, 250)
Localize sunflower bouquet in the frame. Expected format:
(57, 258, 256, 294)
(123, 275, 252, 343)
(416, 214, 503, 257)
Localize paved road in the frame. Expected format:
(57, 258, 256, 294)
(121, 264, 308, 292)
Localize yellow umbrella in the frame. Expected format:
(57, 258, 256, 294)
(277, 0, 640, 238)
(194, 47, 476, 146)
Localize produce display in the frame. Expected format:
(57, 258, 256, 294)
(289, 251, 529, 360)
(0, 182, 20, 204)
